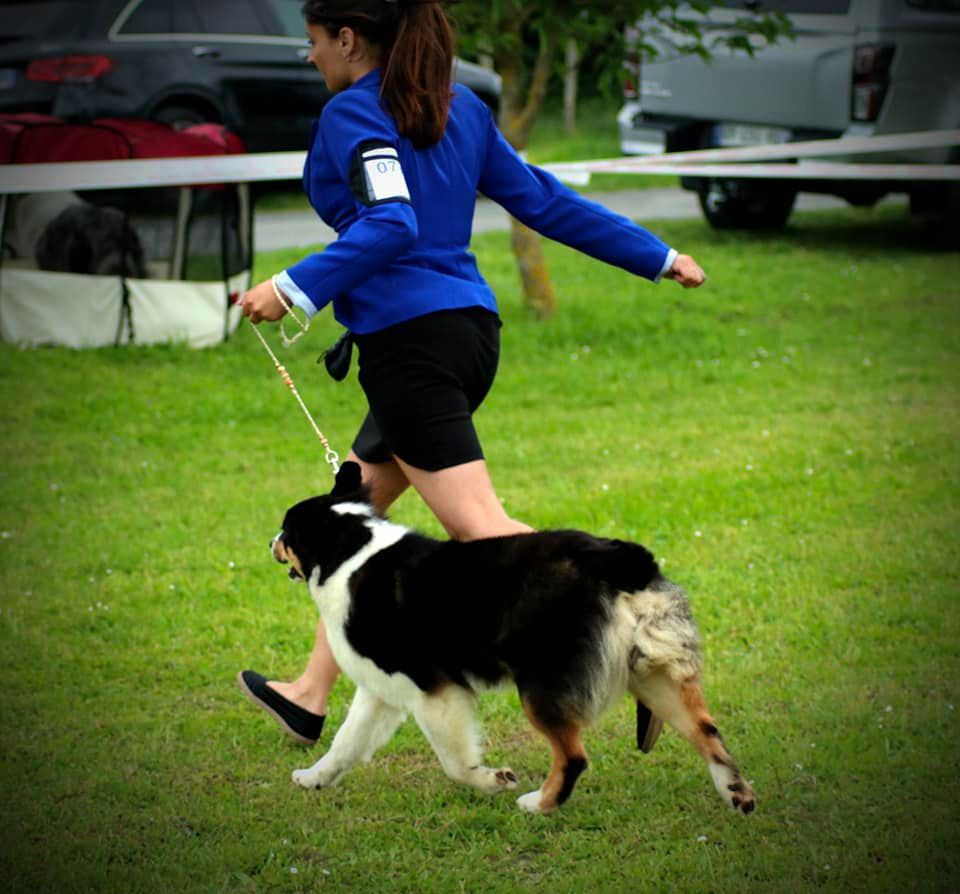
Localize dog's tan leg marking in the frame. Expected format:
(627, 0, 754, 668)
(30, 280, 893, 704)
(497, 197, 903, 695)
(517, 703, 588, 815)
(633, 671, 756, 815)
(413, 686, 518, 795)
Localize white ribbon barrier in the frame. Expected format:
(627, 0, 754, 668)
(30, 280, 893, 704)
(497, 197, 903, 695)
(545, 129, 960, 183)
(550, 161, 960, 181)
(0, 129, 957, 195)
(550, 129, 960, 169)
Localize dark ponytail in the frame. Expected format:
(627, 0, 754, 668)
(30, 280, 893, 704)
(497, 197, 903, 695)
(302, 0, 454, 148)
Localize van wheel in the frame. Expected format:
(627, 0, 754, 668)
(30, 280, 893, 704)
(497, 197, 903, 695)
(931, 183, 960, 251)
(698, 179, 796, 230)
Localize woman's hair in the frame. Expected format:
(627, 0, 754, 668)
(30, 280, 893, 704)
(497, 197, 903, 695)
(302, 0, 454, 148)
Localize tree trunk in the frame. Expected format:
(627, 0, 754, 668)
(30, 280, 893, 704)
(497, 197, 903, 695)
(564, 37, 579, 135)
(509, 218, 555, 319)
(494, 20, 557, 320)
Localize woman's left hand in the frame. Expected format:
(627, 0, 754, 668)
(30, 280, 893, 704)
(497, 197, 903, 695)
(664, 254, 707, 288)
(238, 278, 289, 323)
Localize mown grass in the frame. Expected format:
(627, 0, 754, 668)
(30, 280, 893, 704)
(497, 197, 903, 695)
(1, 204, 958, 893)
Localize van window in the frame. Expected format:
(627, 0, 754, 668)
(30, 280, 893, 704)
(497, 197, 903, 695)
(905, 0, 960, 10)
(718, 1, 851, 11)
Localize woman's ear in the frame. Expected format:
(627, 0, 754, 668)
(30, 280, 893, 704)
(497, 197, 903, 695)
(338, 26, 356, 58)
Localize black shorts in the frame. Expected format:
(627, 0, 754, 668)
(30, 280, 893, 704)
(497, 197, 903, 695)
(351, 307, 501, 472)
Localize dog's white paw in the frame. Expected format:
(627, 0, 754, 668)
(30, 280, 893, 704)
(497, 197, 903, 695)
(292, 758, 341, 790)
(494, 767, 519, 790)
(474, 766, 519, 795)
(517, 789, 554, 815)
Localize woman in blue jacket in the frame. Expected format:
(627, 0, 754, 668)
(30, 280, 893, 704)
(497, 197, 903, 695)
(238, 0, 705, 746)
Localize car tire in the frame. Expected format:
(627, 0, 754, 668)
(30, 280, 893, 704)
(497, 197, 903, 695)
(697, 179, 797, 230)
(152, 102, 217, 131)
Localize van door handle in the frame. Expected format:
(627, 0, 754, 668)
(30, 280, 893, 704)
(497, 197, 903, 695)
(192, 46, 220, 59)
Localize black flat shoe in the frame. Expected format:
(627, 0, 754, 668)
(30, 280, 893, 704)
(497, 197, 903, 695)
(636, 700, 664, 753)
(237, 670, 325, 745)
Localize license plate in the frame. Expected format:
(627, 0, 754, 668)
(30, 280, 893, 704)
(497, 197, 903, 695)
(714, 123, 791, 147)
(0, 68, 15, 90)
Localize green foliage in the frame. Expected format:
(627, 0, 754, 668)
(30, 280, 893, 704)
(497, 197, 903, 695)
(453, 0, 792, 85)
(1, 206, 959, 892)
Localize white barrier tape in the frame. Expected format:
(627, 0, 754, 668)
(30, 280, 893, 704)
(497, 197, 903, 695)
(546, 129, 960, 172)
(0, 129, 957, 195)
(0, 151, 305, 194)
(549, 162, 960, 182)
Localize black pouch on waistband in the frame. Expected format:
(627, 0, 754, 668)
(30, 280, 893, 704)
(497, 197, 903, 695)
(320, 331, 354, 382)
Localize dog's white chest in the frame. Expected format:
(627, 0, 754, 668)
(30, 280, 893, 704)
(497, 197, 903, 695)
(308, 520, 423, 708)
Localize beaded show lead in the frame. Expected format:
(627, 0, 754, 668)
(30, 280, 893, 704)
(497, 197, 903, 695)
(247, 289, 340, 476)
(271, 274, 310, 347)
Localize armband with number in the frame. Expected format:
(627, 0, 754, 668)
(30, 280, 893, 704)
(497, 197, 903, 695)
(350, 141, 411, 207)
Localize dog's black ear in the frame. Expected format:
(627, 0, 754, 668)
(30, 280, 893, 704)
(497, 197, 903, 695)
(330, 460, 363, 497)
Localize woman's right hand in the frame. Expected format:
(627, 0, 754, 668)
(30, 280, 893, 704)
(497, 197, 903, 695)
(664, 254, 707, 288)
(238, 277, 290, 323)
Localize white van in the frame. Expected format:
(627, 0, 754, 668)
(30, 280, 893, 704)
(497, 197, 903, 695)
(617, 0, 960, 234)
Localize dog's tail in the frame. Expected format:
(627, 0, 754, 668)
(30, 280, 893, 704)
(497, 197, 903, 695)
(626, 576, 702, 683)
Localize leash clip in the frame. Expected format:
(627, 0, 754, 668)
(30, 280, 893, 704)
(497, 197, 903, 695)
(325, 448, 341, 476)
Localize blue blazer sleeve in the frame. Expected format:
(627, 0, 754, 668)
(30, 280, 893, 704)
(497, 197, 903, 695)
(285, 97, 418, 313)
(476, 107, 673, 282)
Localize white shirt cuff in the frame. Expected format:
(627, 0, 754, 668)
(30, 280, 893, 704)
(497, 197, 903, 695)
(274, 270, 317, 320)
(654, 248, 678, 284)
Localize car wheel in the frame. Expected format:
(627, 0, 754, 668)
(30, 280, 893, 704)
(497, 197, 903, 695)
(697, 179, 796, 230)
(152, 103, 216, 131)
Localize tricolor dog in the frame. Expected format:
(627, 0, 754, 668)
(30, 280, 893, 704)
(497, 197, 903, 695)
(270, 462, 755, 816)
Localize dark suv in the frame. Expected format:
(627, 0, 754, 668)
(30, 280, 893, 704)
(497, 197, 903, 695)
(0, 0, 501, 153)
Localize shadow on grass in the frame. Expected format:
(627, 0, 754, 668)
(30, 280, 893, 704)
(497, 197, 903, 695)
(702, 204, 956, 259)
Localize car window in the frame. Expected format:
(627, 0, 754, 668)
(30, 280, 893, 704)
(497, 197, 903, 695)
(188, 0, 269, 35)
(117, 0, 173, 34)
(118, 0, 269, 36)
(263, 0, 308, 38)
(0, 0, 88, 40)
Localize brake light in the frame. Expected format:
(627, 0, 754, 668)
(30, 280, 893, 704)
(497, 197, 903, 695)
(851, 44, 894, 123)
(27, 55, 114, 84)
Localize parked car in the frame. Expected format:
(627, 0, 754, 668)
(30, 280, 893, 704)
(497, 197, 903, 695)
(0, 0, 501, 154)
(618, 0, 960, 233)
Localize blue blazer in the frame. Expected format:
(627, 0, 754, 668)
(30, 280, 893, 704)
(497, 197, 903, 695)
(282, 69, 675, 335)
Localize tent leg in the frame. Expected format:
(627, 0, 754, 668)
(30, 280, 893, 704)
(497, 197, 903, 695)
(171, 186, 192, 280)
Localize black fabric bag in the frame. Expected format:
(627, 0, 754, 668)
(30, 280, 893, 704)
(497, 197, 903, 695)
(321, 331, 354, 381)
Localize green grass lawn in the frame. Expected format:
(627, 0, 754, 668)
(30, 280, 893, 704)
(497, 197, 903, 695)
(1, 205, 958, 893)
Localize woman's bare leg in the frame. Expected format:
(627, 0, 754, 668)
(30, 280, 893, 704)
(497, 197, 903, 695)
(392, 455, 532, 541)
